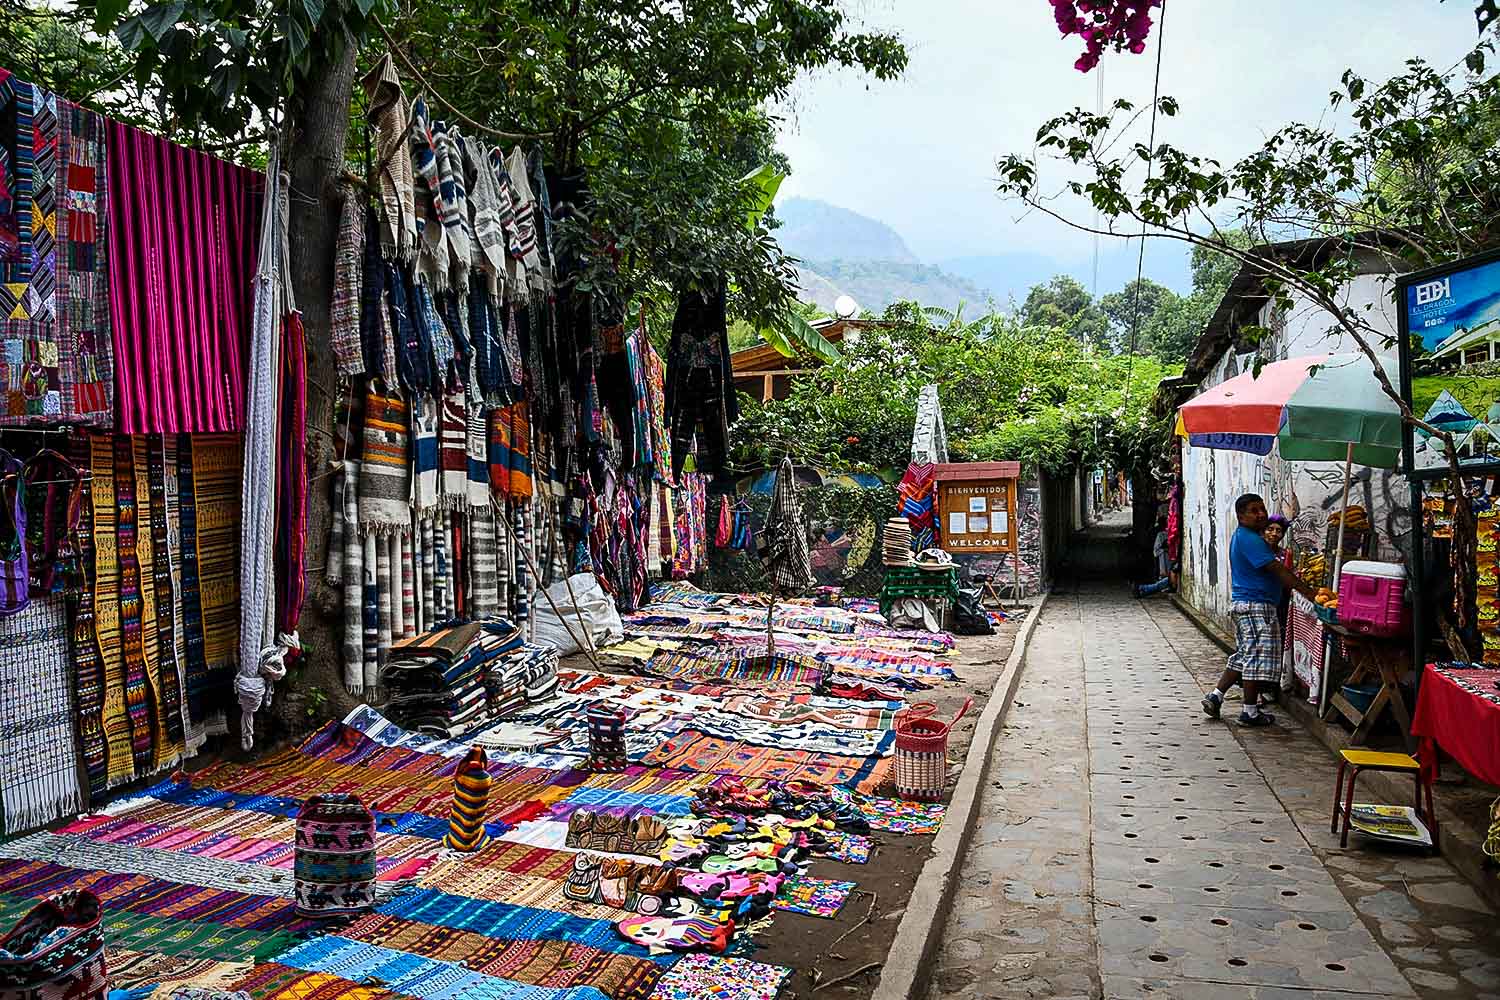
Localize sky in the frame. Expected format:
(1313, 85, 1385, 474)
(774, 0, 1484, 288)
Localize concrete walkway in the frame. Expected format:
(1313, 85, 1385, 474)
(929, 584, 1500, 1000)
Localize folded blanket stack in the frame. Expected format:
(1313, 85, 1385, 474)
(381, 620, 559, 736)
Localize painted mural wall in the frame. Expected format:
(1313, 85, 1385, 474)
(1180, 276, 1416, 633)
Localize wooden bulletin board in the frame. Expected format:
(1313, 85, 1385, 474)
(938, 478, 1017, 553)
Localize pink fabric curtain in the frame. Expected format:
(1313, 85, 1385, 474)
(106, 121, 263, 434)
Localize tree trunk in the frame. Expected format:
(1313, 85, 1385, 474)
(278, 38, 362, 732)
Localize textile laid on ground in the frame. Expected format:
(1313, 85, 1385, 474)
(771, 876, 855, 918)
(106, 120, 262, 435)
(381, 619, 558, 736)
(0, 72, 113, 426)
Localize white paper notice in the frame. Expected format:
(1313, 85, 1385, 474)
(948, 511, 968, 535)
(968, 497, 988, 513)
(968, 514, 989, 533)
(992, 511, 1009, 534)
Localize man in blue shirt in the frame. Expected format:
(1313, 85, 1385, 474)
(1202, 493, 1318, 727)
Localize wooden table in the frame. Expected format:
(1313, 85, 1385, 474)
(1323, 623, 1414, 751)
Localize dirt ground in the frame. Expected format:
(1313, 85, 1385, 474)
(755, 607, 1027, 999)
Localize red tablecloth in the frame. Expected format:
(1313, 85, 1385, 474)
(1411, 663, 1500, 786)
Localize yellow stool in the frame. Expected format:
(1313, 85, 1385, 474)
(1331, 749, 1439, 850)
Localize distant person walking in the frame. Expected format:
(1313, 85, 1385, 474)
(1201, 494, 1316, 727)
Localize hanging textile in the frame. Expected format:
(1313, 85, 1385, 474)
(897, 462, 938, 553)
(466, 391, 490, 510)
(0, 73, 114, 426)
(0, 594, 84, 833)
(145, 443, 184, 757)
(439, 390, 467, 504)
(360, 209, 397, 382)
(910, 384, 949, 465)
(238, 144, 286, 695)
(765, 458, 813, 596)
(276, 312, 308, 634)
(68, 435, 108, 798)
(161, 435, 204, 754)
(21, 449, 83, 595)
(359, 388, 412, 530)
(340, 461, 364, 696)
(330, 181, 366, 378)
(106, 120, 262, 434)
(411, 396, 440, 511)
(130, 438, 176, 770)
(91, 436, 132, 788)
(360, 53, 417, 262)
(664, 281, 736, 480)
(187, 434, 242, 723)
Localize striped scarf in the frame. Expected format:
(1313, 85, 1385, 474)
(360, 53, 416, 261)
(766, 458, 814, 596)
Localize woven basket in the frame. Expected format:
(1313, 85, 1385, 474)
(892, 699, 971, 802)
(587, 706, 629, 772)
(294, 793, 377, 918)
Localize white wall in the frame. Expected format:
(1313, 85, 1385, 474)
(1180, 277, 1415, 633)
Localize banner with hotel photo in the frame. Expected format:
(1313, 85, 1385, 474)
(1399, 248, 1500, 477)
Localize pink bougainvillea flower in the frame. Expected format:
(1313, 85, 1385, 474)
(1049, 0, 1162, 72)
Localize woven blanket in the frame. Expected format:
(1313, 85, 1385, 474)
(147, 441, 186, 755)
(91, 434, 135, 788)
(897, 462, 937, 551)
(375, 536, 393, 668)
(0, 74, 113, 425)
(411, 396, 440, 511)
(308, 914, 665, 998)
(361, 532, 379, 690)
(130, 438, 175, 773)
(70, 434, 109, 797)
(0, 595, 83, 832)
(438, 390, 467, 505)
(107, 949, 251, 994)
(358, 389, 411, 530)
(466, 392, 490, 510)
(162, 436, 206, 753)
(182, 435, 240, 726)
(642, 731, 889, 790)
(0, 858, 316, 933)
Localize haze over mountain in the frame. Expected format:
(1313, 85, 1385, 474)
(774, 196, 1190, 315)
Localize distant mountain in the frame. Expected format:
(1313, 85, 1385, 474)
(774, 198, 989, 314)
(771, 196, 1192, 316)
(775, 197, 918, 265)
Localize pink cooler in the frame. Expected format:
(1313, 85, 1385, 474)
(1337, 560, 1407, 637)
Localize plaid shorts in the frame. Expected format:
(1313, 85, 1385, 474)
(1228, 601, 1283, 683)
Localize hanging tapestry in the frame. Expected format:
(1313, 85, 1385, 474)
(0, 594, 84, 832)
(180, 434, 241, 725)
(68, 435, 108, 797)
(164, 435, 207, 753)
(106, 120, 262, 434)
(411, 397, 439, 512)
(90, 434, 133, 788)
(113, 436, 155, 776)
(439, 390, 467, 504)
(0, 72, 113, 426)
(146, 440, 185, 753)
(358, 387, 410, 531)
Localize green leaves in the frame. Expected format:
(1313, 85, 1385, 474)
(760, 311, 841, 363)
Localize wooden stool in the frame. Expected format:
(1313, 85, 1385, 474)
(1330, 749, 1439, 850)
